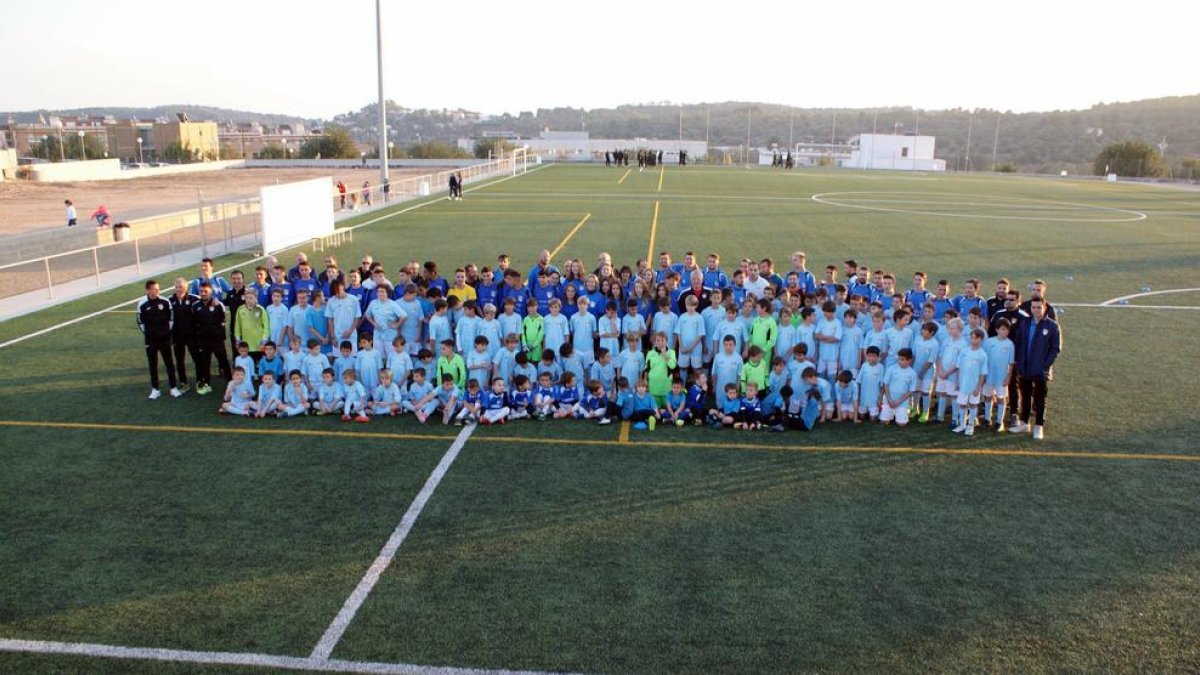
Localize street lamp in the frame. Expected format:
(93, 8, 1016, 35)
(387, 141, 394, 159)
(136, 137, 144, 164)
(41, 134, 48, 161)
(78, 130, 86, 160)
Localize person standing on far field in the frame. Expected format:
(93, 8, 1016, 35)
(65, 199, 77, 227)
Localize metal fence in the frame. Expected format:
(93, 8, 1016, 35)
(0, 154, 528, 304)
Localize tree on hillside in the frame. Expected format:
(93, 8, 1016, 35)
(298, 125, 358, 159)
(255, 143, 286, 159)
(31, 134, 107, 162)
(408, 141, 471, 159)
(1093, 141, 1164, 177)
(474, 139, 515, 159)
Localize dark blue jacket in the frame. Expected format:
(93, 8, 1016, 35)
(1014, 317, 1061, 378)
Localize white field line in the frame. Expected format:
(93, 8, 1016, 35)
(1056, 302, 1200, 310)
(1099, 287, 1200, 306)
(0, 637, 565, 675)
(0, 165, 549, 352)
(810, 191, 1148, 223)
(310, 424, 475, 661)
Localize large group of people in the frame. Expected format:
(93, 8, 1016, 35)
(137, 249, 1063, 438)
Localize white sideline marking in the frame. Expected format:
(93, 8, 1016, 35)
(1056, 302, 1200, 310)
(0, 165, 549, 351)
(1099, 287, 1200, 306)
(310, 424, 475, 661)
(0, 637, 564, 674)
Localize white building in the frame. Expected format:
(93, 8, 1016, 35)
(459, 129, 707, 162)
(846, 133, 945, 171)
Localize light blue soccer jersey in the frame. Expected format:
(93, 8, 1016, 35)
(334, 354, 356, 381)
(674, 313, 706, 355)
(617, 348, 645, 381)
(317, 382, 343, 406)
(466, 350, 492, 388)
(257, 382, 283, 410)
(406, 381, 433, 405)
(325, 296, 362, 347)
(588, 360, 615, 394)
(427, 314, 452, 347)
(492, 347, 519, 387)
(355, 349, 382, 394)
(288, 305, 312, 345)
(265, 303, 290, 345)
(712, 318, 745, 356)
(477, 318, 503, 361)
(498, 312, 523, 345)
(386, 351, 413, 386)
(374, 383, 403, 405)
(839, 324, 864, 372)
(621, 312, 647, 340)
(856, 362, 885, 409)
(283, 383, 309, 407)
(911, 335, 940, 380)
(835, 381, 858, 407)
(884, 325, 915, 366)
(570, 312, 597, 362)
(938, 335, 968, 385)
(701, 306, 725, 356)
(775, 324, 797, 360)
(982, 336, 1015, 387)
(454, 314, 481, 355)
(815, 317, 843, 362)
(651, 311, 678, 348)
(543, 313, 570, 355)
(883, 364, 918, 400)
(956, 346, 989, 393)
(342, 381, 367, 405)
(711, 351, 744, 397)
(302, 353, 328, 389)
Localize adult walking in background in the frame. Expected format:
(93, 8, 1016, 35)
(137, 280, 181, 400)
(1011, 298, 1061, 440)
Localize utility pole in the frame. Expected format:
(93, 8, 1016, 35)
(375, 0, 389, 188)
(746, 107, 752, 167)
(990, 114, 1000, 171)
(964, 112, 973, 172)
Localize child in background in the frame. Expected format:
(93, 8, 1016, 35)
(774, 307, 796, 361)
(795, 307, 817, 364)
(935, 318, 967, 425)
(427, 299, 451, 352)
(617, 333, 645, 384)
(498, 298, 523, 350)
(880, 348, 918, 427)
(570, 297, 598, 367)
(834, 370, 858, 423)
(911, 322, 941, 422)
(234, 341, 255, 381)
(436, 374, 462, 425)
(801, 367, 833, 424)
(455, 378, 484, 425)
(266, 289, 289, 346)
(713, 304, 745, 359)
(674, 295, 706, 382)
(735, 381, 763, 430)
(416, 348, 436, 377)
(508, 374, 533, 420)
(493, 334, 521, 389)
(537, 348, 564, 385)
(884, 309, 915, 368)
(436, 339, 466, 389)
(254, 371, 283, 418)
(814, 301, 843, 384)
(314, 368, 342, 415)
(982, 319, 1015, 431)
(403, 368, 438, 423)
(588, 347, 616, 396)
(863, 311, 890, 364)
(543, 298, 569, 355)
(839, 309, 864, 376)
(554, 372, 581, 419)
(599, 301, 622, 357)
(701, 291, 726, 365)
(219, 366, 256, 415)
(387, 336, 413, 387)
(709, 382, 743, 428)
(739, 345, 768, 397)
(610, 376, 632, 422)
(466, 336, 492, 390)
(512, 351, 538, 390)
(479, 377, 510, 425)
(761, 357, 789, 423)
(661, 378, 690, 426)
(622, 379, 660, 430)
(686, 371, 710, 425)
(559, 343, 586, 398)
(340, 369, 368, 422)
(574, 380, 610, 424)
(281, 370, 310, 417)
(521, 298, 544, 360)
(370, 368, 403, 417)
(283, 337, 305, 379)
(651, 297, 678, 351)
(953, 329, 989, 436)
(478, 304, 502, 362)
(258, 341, 284, 384)
(454, 300, 480, 355)
(856, 346, 885, 422)
(334, 341, 356, 381)
(355, 335, 381, 395)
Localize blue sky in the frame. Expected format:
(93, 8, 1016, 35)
(1, 0, 1194, 120)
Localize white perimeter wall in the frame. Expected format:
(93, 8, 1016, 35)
(260, 177, 335, 254)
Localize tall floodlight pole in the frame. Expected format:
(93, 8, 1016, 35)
(964, 112, 973, 172)
(745, 107, 752, 167)
(990, 115, 1000, 171)
(375, 0, 389, 188)
(788, 111, 794, 150)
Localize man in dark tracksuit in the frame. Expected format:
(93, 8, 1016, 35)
(192, 282, 231, 396)
(137, 279, 179, 399)
(1011, 298, 1061, 440)
(169, 281, 200, 392)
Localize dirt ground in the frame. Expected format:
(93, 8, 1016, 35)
(0, 167, 445, 235)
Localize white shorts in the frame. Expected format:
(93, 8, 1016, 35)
(935, 377, 959, 396)
(956, 391, 981, 406)
(677, 348, 703, 369)
(880, 400, 910, 424)
(818, 360, 839, 377)
(981, 384, 1006, 399)
(858, 404, 879, 418)
(919, 372, 935, 394)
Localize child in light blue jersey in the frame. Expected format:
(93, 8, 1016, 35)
(981, 319, 1016, 431)
(795, 307, 818, 365)
(856, 346, 885, 421)
(355, 335, 381, 395)
(257, 341, 284, 385)
(774, 307, 797, 362)
(814, 301, 843, 382)
(709, 382, 743, 428)
(281, 370, 310, 417)
(234, 342, 255, 382)
(621, 299, 647, 345)
(588, 348, 616, 396)
(254, 371, 283, 418)
(387, 337, 413, 387)
(266, 290, 290, 346)
(333, 341, 356, 382)
(427, 300, 452, 353)
(712, 305, 745, 361)
(699, 291, 726, 365)
(674, 295, 707, 381)
(283, 337, 305, 379)
(340, 369, 368, 422)
(801, 367, 833, 422)
(935, 318, 967, 425)
(880, 349, 918, 427)
(497, 298, 523, 350)
(314, 368, 342, 415)
(711, 335, 744, 399)
(761, 357, 790, 421)
(558, 343, 586, 398)
(651, 297, 678, 351)
(435, 374, 462, 425)
(617, 333, 645, 384)
(884, 309, 915, 368)
(569, 297, 598, 367)
(453, 300, 480, 355)
(838, 309, 865, 376)
(466, 336, 492, 390)
(953, 329, 989, 436)
(219, 366, 256, 415)
(369, 368, 403, 417)
(492, 334, 520, 389)
(543, 298, 570, 356)
(512, 351, 538, 394)
(477, 304, 503, 362)
(598, 301, 622, 357)
(288, 290, 313, 350)
(911, 322, 941, 422)
(661, 378, 690, 426)
(622, 380, 660, 430)
(537, 348, 563, 385)
(834, 370, 858, 422)
(863, 311, 890, 364)
(403, 368, 437, 423)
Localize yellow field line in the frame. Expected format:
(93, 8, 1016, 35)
(617, 169, 632, 184)
(546, 213, 592, 262)
(2, 419, 1198, 464)
(657, 163, 665, 192)
(646, 201, 660, 262)
(419, 210, 585, 217)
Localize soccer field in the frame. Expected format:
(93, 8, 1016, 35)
(2, 164, 1200, 673)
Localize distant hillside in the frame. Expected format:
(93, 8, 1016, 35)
(334, 95, 1200, 174)
(3, 104, 311, 128)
